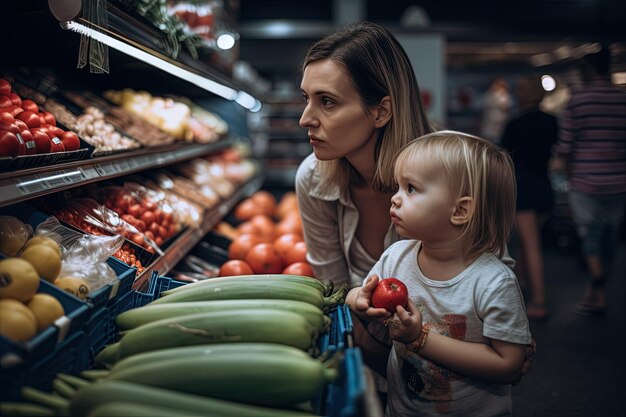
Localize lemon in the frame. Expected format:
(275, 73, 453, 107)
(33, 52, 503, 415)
(0, 298, 38, 341)
(0, 258, 40, 302)
(20, 245, 62, 283)
(26, 293, 65, 331)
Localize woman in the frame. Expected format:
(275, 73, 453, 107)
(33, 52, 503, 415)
(295, 21, 532, 404)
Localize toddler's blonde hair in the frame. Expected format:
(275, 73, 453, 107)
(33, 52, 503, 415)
(394, 130, 516, 259)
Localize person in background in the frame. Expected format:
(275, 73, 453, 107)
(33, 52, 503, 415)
(480, 77, 512, 144)
(346, 131, 531, 416)
(551, 47, 626, 317)
(500, 75, 558, 321)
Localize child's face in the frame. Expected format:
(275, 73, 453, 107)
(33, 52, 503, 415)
(390, 156, 458, 242)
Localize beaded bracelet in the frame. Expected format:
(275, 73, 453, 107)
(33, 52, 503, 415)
(406, 326, 430, 353)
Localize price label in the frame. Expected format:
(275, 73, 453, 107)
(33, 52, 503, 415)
(95, 163, 120, 177)
(41, 169, 87, 188)
(15, 175, 47, 195)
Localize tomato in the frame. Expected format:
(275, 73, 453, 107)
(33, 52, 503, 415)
(250, 190, 277, 217)
(282, 261, 314, 278)
(228, 233, 260, 260)
(0, 79, 11, 96)
(283, 241, 308, 265)
(127, 203, 142, 218)
(140, 210, 155, 226)
(273, 233, 303, 263)
(18, 130, 36, 155)
(21, 100, 38, 114)
(219, 259, 254, 277)
(1, 123, 19, 134)
(0, 95, 12, 108)
(43, 111, 56, 126)
(234, 198, 263, 221)
(8, 93, 21, 107)
(59, 131, 80, 151)
(0, 130, 22, 157)
(16, 111, 41, 129)
(50, 137, 65, 153)
(249, 214, 275, 240)
(371, 278, 409, 313)
(29, 128, 51, 153)
(244, 242, 283, 274)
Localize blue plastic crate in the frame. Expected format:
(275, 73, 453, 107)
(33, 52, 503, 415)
(83, 306, 112, 360)
(106, 257, 137, 304)
(323, 348, 367, 417)
(0, 278, 90, 369)
(0, 331, 89, 401)
(319, 304, 353, 354)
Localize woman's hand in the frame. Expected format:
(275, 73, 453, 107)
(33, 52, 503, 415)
(352, 275, 392, 322)
(386, 299, 423, 344)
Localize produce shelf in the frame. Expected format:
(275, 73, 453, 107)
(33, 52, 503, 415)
(0, 139, 234, 208)
(132, 173, 265, 290)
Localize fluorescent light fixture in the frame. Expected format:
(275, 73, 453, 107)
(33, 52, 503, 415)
(62, 20, 261, 112)
(216, 33, 236, 50)
(541, 75, 556, 92)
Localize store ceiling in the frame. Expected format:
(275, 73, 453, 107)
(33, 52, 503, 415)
(236, 0, 626, 83)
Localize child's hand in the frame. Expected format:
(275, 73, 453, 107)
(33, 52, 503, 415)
(386, 298, 422, 344)
(353, 275, 392, 322)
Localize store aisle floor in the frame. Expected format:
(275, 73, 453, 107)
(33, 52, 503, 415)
(512, 241, 626, 417)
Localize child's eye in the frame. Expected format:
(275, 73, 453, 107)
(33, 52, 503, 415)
(407, 184, 416, 194)
(301, 93, 309, 103)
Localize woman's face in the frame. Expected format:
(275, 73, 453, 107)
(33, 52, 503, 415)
(299, 59, 379, 161)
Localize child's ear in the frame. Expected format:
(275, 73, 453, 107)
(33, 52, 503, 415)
(372, 96, 392, 128)
(451, 197, 473, 225)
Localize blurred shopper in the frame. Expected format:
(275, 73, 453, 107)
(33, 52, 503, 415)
(501, 75, 558, 321)
(551, 47, 626, 317)
(480, 77, 512, 144)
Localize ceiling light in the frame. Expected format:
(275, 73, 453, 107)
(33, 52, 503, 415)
(541, 75, 556, 92)
(61, 20, 261, 111)
(217, 33, 236, 50)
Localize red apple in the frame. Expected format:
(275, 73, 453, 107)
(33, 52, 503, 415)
(59, 131, 80, 151)
(8, 93, 22, 107)
(371, 277, 409, 313)
(21, 100, 38, 114)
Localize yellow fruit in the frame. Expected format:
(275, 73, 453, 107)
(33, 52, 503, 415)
(26, 293, 65, 331)
(0, 216, 31, 256)
(54, 277, 90, 300)
(23, 236, 61, 257)
(20, 245, 62, 283)
(0, 298, 38, 341)
(0, 258, 40, 302)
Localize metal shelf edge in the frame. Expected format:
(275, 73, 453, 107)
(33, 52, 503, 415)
(0, 140, 233, 208)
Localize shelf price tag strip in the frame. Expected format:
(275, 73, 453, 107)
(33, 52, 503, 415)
(15, 169, 88, 195)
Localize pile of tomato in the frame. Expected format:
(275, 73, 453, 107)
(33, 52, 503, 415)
(217, 191, 314, 278)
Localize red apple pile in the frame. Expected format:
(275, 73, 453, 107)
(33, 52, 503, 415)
(0, 78, 81, 158)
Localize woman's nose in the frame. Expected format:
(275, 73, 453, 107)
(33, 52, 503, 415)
(299, 105, 317, 128)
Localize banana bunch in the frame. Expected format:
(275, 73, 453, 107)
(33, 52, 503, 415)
(1, 274, 348, 416)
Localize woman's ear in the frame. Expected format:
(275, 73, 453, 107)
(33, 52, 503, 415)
(451, 196, 473, 226)
(373, 95, 392, 128)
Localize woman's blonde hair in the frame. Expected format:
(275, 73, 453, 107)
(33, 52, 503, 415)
(394, 131, 516, 259)
(302, 21, 433, 192)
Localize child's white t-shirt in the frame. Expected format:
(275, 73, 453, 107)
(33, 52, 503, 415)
(365, 240, 531, 417)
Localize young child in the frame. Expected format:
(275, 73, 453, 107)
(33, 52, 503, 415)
(346, 130, 531, 416)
